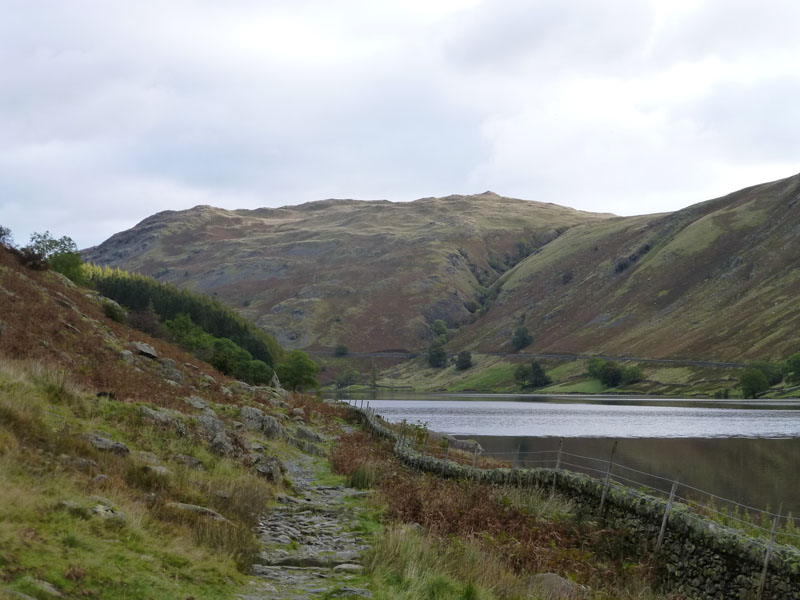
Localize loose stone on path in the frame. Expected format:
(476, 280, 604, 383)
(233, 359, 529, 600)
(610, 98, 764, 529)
(239, 454, 373, 599)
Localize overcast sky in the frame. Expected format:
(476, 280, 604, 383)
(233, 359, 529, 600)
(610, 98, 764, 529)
(1, 0, 799, 249)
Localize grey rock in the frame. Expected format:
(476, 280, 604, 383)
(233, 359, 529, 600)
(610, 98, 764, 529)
(88, 434, 129, 456)
(198, 414, 225, 436)
(262, 415, 285, 439)
(163, 368, 184, 384)
(136, 450, 159, 464)
(139, 405, 186, 435)
(185, 395, 209, 410)
(210, 431, 235, 456)
(160, 358, 176, 369)
(119, 350, 134, 364)
(295, 425, 325, 444)
(221, 386, 233, 398)
(142, 465, 171, 478)
(3, 589, 37, 599)
(253, 456, 284, 482)
(90, 503, 126, 524)
(131, 341, 158, 359)
(333, 564, 363, 573)
(292, 408, 305, 419)
(241, 405, 265, 430)
(202, 373, 216, 385)
(92, 474, 110, 486)
(165, 502, 228, 522)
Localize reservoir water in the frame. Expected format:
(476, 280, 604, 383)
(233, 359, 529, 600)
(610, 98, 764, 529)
(335, 392, 800, 516)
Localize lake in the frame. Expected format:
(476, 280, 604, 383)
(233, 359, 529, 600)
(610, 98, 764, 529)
(333, 392, 800, 516)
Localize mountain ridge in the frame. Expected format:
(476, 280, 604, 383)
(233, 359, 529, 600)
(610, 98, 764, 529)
(84, 174, 800, 362)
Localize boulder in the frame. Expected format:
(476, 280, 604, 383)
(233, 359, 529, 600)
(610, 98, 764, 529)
(88, 434, 129, 456)
(209, 431, 235, 456)
(130, 341, 158, 360)
(240, 405, 265, 430)
(119, 350, 134, 364)
(295, 425, 325, 444)
(253, 456, 284, 482)
(142, 465, 171, 478)
(198, 414, 225, 437)
(185, 395, 209, 410)
(262, 415, 285, 439)
(139, 405, 187, 435)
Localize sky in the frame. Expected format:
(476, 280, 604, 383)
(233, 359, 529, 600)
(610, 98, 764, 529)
(1, 0, 799, 249)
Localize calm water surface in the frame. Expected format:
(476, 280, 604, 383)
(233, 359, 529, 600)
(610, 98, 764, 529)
(335, 392, 800, 514)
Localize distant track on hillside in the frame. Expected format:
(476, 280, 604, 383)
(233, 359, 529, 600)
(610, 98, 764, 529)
(304, 350, 746, 369)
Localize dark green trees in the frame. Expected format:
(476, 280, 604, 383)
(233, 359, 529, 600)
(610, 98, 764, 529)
(514, 361, 551, 388)
(739, 368, 769, 398)
(276, 350, 320, 391)
(427, 345, 447, 368)
(511, 326, 532, 351)
(455, 351, 473, 371)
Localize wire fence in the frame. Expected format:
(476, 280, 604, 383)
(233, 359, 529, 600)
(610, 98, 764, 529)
(473, 446, 800, 544)
(343, 399, 800, 546)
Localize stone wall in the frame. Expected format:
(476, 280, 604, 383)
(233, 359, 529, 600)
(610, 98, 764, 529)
(352, 406, 800, 600)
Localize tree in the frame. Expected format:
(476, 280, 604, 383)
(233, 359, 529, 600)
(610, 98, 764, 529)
(599, 363, 622, 388)
(336, 368, 360, 389)
(0, 225, 12, 247)
(747, 360, 783, 386)
(276, 350, 319, 391)
(511, 326, 532, 351)
(26, 231, 86, 283)
(786, 352, 800, 384)
(431, 320, 448, 336)
(620, 364, 644, 385)
(515, 361, 551, 387)
(334, 344, 349, 356)
(455, 351, 472, 371)
(739, 368, 769, 398)
(587, 357, 606, 379)
(427, 344, 447, 368)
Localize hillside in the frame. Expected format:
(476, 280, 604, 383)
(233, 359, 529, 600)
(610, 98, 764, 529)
(459, 173, 800, 361)
(83, 194, 613, 351)
(0, 245, 358, 597)
(84, 174, 800, 365)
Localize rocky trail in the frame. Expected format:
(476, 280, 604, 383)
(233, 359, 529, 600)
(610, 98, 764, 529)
(238, 454, 375, 600)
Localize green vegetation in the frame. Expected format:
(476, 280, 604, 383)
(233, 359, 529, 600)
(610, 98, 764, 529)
(455, 351, 472, 371)
(586, 357, 643, 389)
(427, 344, 447, 369)
(0, 359, 278, 599)
(334, 344, 349, 356)
(739, 368, 769, 398)
(336, 368, 360, 389)
(276, 349, 320, 391)
(85, 265, 283, 365)
(431, 319, 448, 337)
(511, 326, 532, 351)
(513, 360, 551, 388)
(166, 314, 274, 384)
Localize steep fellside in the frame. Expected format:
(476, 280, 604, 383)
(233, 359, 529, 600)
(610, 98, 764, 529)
(460, 173, 800, 361)
(84, 194, 612, 351)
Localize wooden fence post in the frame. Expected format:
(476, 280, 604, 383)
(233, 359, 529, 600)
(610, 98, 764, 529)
(597, 441, 618, 516)
(757, 505, 782, 600)
(444, 438, 450, 461)
(656, 481, 678, 554)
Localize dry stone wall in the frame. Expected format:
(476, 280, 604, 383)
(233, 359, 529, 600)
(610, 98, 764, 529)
(352, 406, 800, 600)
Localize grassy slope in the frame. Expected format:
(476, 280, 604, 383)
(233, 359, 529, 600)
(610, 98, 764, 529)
(455, 173, 800, 362)
(83, 194, 613, 353)
(0, 247, 349, 598)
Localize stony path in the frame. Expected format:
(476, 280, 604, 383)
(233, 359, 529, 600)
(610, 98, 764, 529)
(237, 454, 374, 599)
